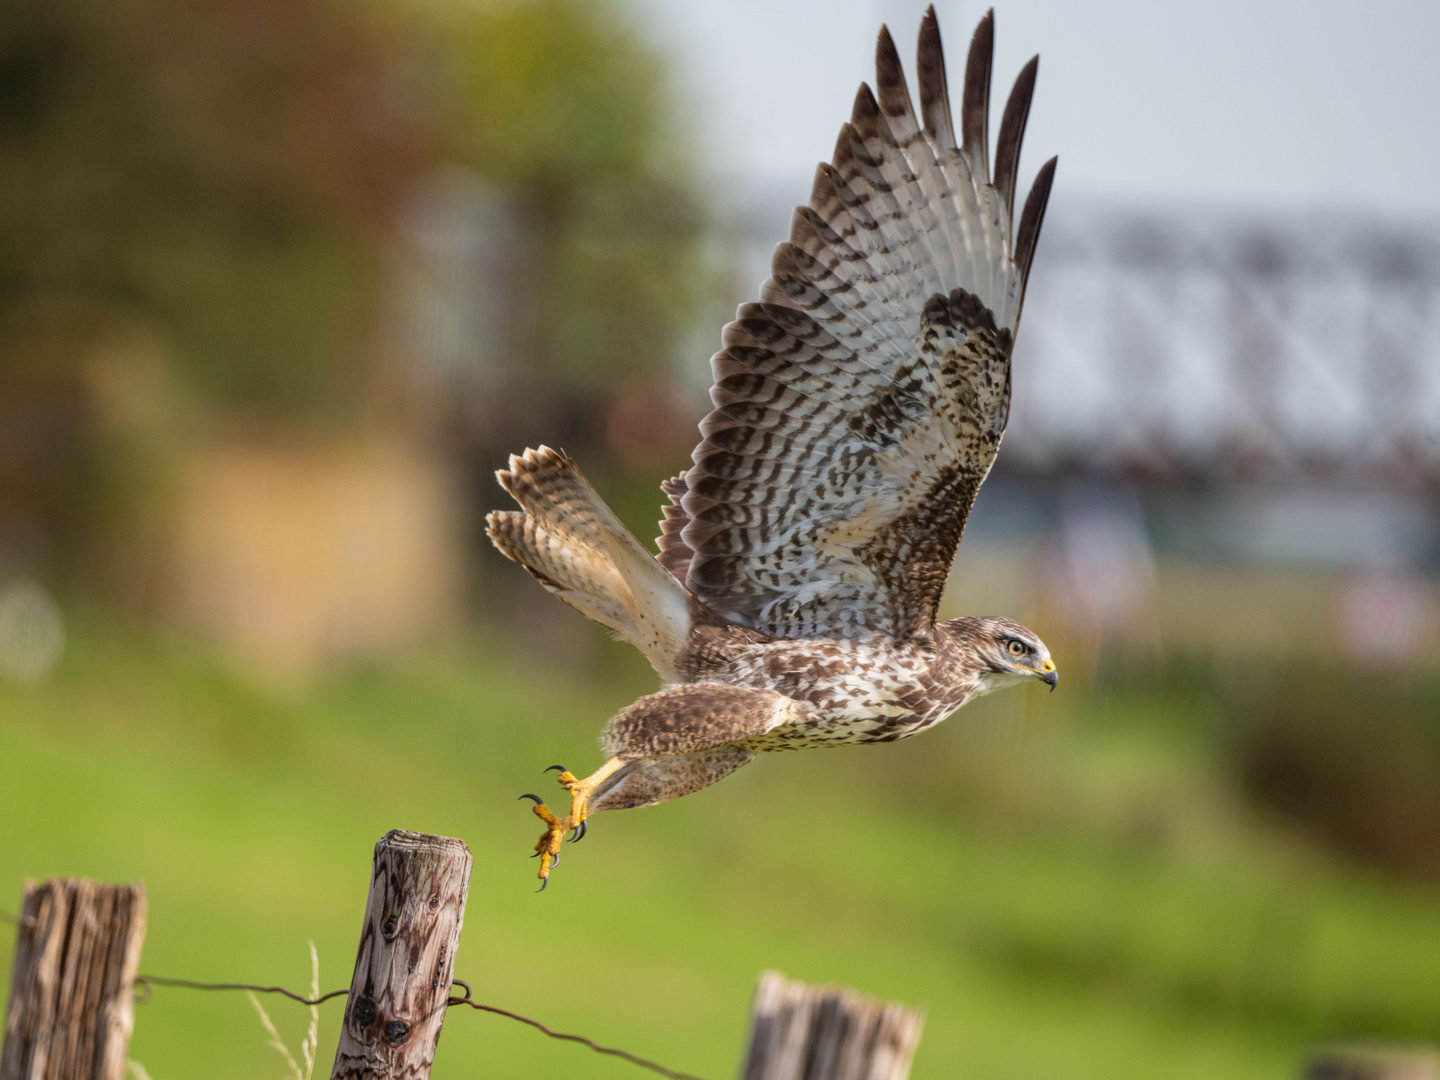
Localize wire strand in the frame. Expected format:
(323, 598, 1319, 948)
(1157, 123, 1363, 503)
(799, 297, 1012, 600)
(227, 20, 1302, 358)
(132, 972, 711, 1080)
(136, 975, 349, 1007)
(446, 980, 710, 1080)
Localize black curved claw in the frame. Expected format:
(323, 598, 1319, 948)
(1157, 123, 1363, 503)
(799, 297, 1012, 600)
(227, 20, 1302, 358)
(549, 850, 560, 868)
(535, 877, 548, 894)
(530, 851, 541, 858)
(544, 764, 568, 774)
(568, 820, 588, 843)
(518, 793, 544, 805)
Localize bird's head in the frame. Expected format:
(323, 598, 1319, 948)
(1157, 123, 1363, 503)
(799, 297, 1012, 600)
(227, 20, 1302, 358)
(957, 616, 1058, 693)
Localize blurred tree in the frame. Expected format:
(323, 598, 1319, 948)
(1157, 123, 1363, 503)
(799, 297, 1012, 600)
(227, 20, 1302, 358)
(0, 0, 424, 410)
(403, 0, 719, 461)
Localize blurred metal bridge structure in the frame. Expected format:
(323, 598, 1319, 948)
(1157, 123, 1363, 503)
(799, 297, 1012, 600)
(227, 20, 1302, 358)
(1006, 208, 1440, 491)
(405, 178, 1440, 494)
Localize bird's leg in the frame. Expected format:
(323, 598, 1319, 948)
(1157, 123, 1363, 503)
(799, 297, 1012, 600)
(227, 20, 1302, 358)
(522, 756, 625, 890)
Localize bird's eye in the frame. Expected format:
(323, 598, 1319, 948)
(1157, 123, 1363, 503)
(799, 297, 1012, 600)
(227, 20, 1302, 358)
(1007, 640, 1028, 656)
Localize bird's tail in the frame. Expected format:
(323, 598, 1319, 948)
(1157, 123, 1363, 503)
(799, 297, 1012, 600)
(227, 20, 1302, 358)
(486, 446, 691, 680)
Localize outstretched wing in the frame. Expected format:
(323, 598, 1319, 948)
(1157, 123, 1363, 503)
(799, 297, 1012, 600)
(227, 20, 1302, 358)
(675, 8, 1055, 644)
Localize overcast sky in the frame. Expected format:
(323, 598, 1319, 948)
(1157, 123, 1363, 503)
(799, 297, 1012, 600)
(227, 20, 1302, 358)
(628, 0, 1440, 222)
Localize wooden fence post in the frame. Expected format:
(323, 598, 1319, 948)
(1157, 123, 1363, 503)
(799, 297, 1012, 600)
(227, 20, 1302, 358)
(1304, 1047, 1440, 1080)
(739, 970, 924, 1080)
(0, 878, 147, 1080)
(330, 830, 472, 1080)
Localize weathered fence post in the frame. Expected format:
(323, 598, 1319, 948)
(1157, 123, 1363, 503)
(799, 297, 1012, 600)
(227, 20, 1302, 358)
(330, 830, 472, 1080)
(1304, 1047, 1440, 1080)
(0, 878, 147, 1080)
(739, 970, 924, 1080)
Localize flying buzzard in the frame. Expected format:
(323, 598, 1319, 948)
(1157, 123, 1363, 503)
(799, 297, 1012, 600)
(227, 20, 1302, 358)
(488, 7, 1058, 889)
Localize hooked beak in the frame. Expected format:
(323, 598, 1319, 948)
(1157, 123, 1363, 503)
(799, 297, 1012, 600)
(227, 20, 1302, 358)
(1039, 659, 1058, 692)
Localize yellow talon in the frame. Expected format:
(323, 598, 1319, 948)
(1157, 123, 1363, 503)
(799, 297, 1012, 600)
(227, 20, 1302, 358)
(525, 757, 626, 889)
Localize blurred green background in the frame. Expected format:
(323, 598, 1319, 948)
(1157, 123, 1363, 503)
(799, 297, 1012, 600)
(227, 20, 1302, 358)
(1, 0, 1439, 1078)
(4, 611, 1440, 1080)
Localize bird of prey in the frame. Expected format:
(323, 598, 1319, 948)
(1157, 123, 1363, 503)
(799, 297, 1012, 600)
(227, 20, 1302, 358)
(488, 7, 1058, 889)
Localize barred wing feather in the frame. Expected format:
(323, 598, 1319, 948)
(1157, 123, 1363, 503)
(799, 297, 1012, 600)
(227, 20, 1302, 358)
(676, 8, 1055, 643)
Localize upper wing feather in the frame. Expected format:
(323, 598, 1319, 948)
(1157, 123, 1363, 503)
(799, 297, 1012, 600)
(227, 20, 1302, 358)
(674, 7, 1056, 643)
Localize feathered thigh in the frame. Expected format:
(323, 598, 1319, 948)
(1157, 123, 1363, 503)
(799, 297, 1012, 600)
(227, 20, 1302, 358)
(588, 683, 811, 812)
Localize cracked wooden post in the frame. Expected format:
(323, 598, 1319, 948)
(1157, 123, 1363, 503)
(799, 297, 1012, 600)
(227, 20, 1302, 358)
(330, 830, 472, 1080)
(0, 878, 147, 1080)
(740, 971, 924, 1080)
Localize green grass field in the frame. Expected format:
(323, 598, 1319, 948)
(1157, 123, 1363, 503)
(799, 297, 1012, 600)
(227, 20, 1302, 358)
(3, 613, 1438, 1079)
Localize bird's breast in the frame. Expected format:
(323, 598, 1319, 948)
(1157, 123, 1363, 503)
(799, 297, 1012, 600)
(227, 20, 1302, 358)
(708, 636, 973, 750)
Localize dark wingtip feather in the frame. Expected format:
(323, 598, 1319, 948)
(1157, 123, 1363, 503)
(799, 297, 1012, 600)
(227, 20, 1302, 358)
(852, 81, 879, 124)
(917, 5, 954, 148)
(961, 9, 994, 176)
(1015, 155, 1057, 302)
(850, 82, 886, 153)
(994, 55, 1039, 217)
(874, 24, 914, 125)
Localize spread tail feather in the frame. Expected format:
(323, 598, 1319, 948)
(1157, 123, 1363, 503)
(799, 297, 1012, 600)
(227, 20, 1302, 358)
(487, 446, 691, 680)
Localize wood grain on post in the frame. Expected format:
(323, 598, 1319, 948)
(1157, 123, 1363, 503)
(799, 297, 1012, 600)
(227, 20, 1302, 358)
(330, 830, 472, 1080)
(0, 878, 147, 1080)
(740, 971, 924, 1080)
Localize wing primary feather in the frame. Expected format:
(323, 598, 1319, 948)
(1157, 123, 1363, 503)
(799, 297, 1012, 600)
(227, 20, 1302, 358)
(850, 80, 958, 294)
(917, 5, 956, 153)
(1014, 155, 1058, 313)
(993, 55, 1038, 221)
(960, 8, 994, 183)
(877, 22, 972, 294)
(874, 24, 916, 136)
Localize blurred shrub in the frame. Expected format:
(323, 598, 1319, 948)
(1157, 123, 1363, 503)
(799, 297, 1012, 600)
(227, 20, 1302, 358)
(0, 0, 423, 413)
(1219, 661, 1440, 881)
(0, 0, 429, 581)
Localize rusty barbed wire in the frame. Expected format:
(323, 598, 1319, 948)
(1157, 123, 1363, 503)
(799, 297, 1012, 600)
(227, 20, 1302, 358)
(129, 971, 711, 1080)
(446, 979, 710, 1080)
(135, 975, 349, 1007)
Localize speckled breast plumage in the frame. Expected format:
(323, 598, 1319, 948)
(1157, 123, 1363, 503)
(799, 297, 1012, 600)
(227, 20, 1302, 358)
(677, 620, 983, 752)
